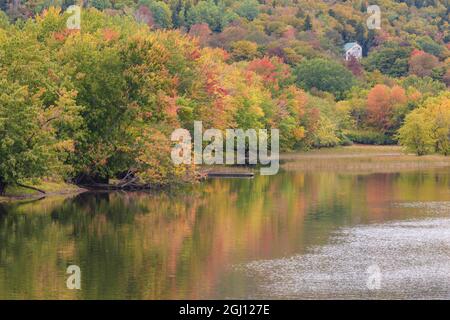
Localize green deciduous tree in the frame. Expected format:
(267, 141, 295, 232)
(139, 0, 173, 28)
(186, 0, 236, 32)
(398, 92, 450, 155)
(295, 58, 355, 100)
(364, 43, 411, 77)
(235, 0, 259, 21)
(0, 80, 80, 194)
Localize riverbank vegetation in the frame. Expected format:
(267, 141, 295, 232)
(0, 1, 449, 194)
(0, 179, 83, 201)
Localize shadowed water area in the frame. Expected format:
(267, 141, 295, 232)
(0, 149, 449, 299)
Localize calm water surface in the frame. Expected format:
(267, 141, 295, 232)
(0, 165, 449, 299)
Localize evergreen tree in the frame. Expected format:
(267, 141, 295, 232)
(303, 14, 312, 31)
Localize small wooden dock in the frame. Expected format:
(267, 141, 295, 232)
(207, 172, 255, 178)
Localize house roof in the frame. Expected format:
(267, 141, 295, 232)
(344, 42, 359, 51)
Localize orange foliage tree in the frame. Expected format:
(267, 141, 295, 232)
(366, 84, 407, 132)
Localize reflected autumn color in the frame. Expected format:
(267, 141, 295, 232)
(0, 168, 449, 299)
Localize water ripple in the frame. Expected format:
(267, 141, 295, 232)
(240, 205, 450, 299)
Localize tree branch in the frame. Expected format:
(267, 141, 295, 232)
(16, 182, 46, 194)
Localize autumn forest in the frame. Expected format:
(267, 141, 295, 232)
(0, 0, 449, 194)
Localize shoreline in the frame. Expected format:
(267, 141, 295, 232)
(0, 184, 87, 203)
(1, 145, 449, 203)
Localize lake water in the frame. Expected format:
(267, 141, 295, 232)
(0, 158, 449, 299)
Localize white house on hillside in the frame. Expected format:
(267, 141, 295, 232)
(344, 42, 362, 61)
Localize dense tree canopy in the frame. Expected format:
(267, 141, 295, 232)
(0, 0, 449, 191)
(398, 92, 450, 155)
(295, 58, 355, 100)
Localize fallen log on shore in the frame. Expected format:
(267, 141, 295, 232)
(77, 183, 159, 191)
(76, 170, 255, 191)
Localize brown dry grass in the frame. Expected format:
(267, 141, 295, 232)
(281, 145, 450, 173)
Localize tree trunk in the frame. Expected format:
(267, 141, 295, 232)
(16, 182, 46, 194)
(0, 177, 6, 196)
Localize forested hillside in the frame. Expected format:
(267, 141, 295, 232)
(0, 0, 449, 192)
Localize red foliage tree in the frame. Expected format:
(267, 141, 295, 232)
(247, 56, 291, 91)
(409, 50, 440, 77)
(346, 56, 363, 77)
(188, 23, 212, 47)
(134, 5, 155, 28)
